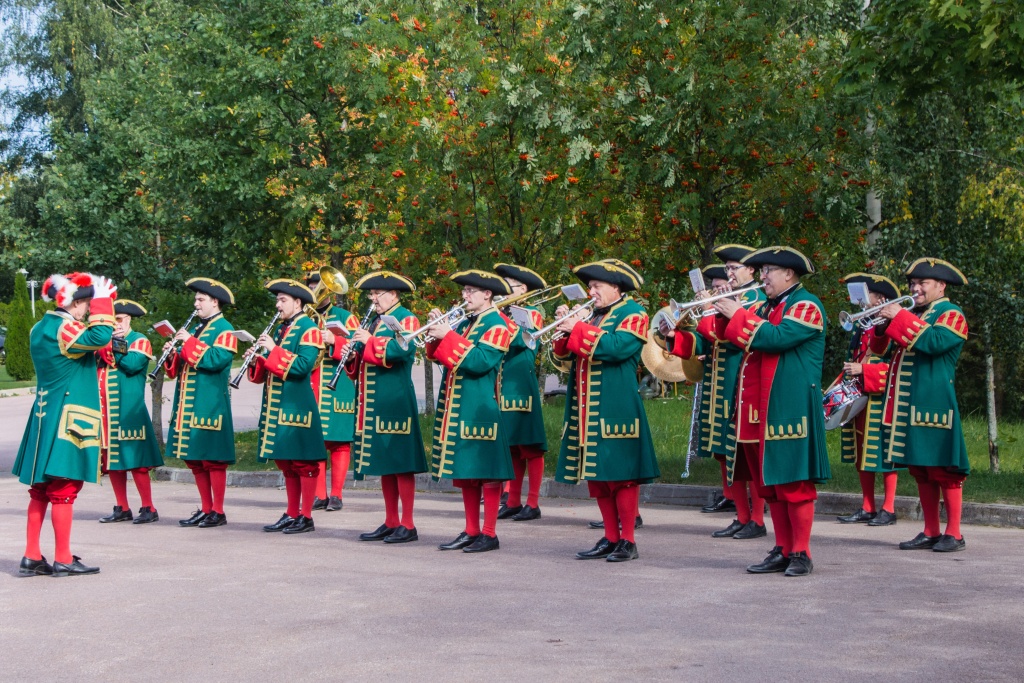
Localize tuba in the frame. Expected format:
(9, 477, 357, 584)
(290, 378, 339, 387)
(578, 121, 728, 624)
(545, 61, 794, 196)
(306, 266, 349, 325)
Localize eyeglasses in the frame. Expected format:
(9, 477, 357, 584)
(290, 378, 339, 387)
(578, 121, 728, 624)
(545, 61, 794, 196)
(462, 286, 484, 295)
(759, 266, 782, 276)
(724, 265, 746, 273)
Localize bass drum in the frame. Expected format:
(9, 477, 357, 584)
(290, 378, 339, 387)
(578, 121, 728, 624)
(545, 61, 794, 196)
(822, 379, 868, 430)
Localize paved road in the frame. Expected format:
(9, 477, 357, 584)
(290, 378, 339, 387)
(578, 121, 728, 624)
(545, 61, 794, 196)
(1, 478, 1021, 681)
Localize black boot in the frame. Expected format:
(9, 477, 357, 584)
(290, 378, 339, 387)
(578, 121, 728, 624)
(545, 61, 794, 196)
(99, 506, 133, 523)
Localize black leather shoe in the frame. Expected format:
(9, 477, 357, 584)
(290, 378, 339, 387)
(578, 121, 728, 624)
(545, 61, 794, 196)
(933, 534, 966, 552)
(439, 532, 478, 550)
(635, 515, 644, 529)
(746, 546, 790, 573)
(263, 513, 296, 532)
(512, 505, 541, 521)
(867, 509, 897, 526)
(836, 508, 876, 524)
(463, 534, 499, 553)
(133, 506, 159, 524)
(52, 556, 100, 577)
(360, 523, 398, 541)
(383, 525, 419, 544)
(606, 539, 639, 562)
(588, 520, 606, 529)
(178, 509, 208, 527)
(99, 505, 133, 523)
(198, 512, 226, 528)
(19, 556, 53, 577)
(497, 504, 523, 520)
(899, 532, 941, 550)
(784, 551, 814, 577)
(701, 495, 736, 513)
(576, 537, 615, 559)
(312, 497, 328, 511)
(283, 515, 315, 534)
(733, 521, 768, 540)
(500, 490, 509, 506)
(325, 496, 344, 512)
(712, 519, 745, 538)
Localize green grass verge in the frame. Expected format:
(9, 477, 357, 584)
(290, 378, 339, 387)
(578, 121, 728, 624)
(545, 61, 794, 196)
(161, 395, 1024, 505)
(0, 364, 36, 391)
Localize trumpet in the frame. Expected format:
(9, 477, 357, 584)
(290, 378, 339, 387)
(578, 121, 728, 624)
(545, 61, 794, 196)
(149, 311, 198, 380)
(230, 312, 282, 389)
(523, 298, 598, 348)
(326, 303, 378, 391)
(839, 295, 915, 332)
(396, 304, 466, 350)
(306, 265, 349, 326)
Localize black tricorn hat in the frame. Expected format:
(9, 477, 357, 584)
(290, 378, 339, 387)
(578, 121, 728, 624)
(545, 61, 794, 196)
(114, 299, 148, 317)
(842, 273, 900, 301)
(186, 277, 235, 306)
(702, 264, 729, 282)
(354, 271, 416, 293)
(904, 258, 968, 286)
(266, 278, 315, 305)
(305, 270, 321, 286)
(742, 246, 815, 277)
(451, 270, 513, 296)
(493, 263, 547, 291)
(714, 244, 757, 264)
(573, 258, 644, 292)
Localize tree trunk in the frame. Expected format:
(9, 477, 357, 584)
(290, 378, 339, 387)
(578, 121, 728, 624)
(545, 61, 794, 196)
(151, 371, 166, 453)
(422, 352, 435, 415)
(986, 343, 999, 473)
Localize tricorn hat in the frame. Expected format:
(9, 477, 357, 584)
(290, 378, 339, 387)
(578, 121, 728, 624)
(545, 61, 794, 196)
(354, 271, 416, 293)
(904, 258, 968, 286)
(266, 278, 315, 305)
(842, 273, 900, 301)
(114, 299, 148, 317)
(702, 264, 729, 282)
(493, 263, 547, 291)
(713, 244, 757, 264)
(451, 270, 513, 296)
(186, 277, 235, 306)
(573, 258, 644, 292)
(742, 246, 815, 277)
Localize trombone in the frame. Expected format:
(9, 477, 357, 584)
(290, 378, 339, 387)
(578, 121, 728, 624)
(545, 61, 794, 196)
(662, 283, 764, 329)
(522, 298, 598, 348)
(839, 295, 915, 332)
(306, 265, 349, 326)
(494, 284, 569, 310)
(396, 304, 466, 350)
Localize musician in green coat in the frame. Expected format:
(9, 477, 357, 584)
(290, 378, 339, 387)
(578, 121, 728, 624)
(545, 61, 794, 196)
(875, 258, 970, 553)
(426, 270, 515, 554)
(346, 271, 427, 545)
(97, 300, 163, 525)
(494, 263, 549, 522)
(716, 247, 829, 578)
(249, 279, 326, 535)
(553, 259, 659, 563)
(164, 278, 237, 529)
(14, 272, 116, 577)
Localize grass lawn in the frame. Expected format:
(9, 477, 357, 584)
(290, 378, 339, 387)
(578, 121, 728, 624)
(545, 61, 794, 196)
(0, 365, 36, 391)
(161, 395, 1024, 505)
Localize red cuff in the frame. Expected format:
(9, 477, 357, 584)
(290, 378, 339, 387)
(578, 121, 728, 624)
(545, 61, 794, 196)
(724, 308, 762, 350)
(670, 331, 696, 359)
(362, 336, 390, 367)
(164, 352, 181, 379)
(552, 336, 570, 357)
(567, 322, 603, 358)
(181, 336, 209, 368)
(861, 362, 889, 394)
(330, 338, 347, 361)
(247, 355, 268, 383)
(264, 345, 296, 378)
(696, 314, 719, 342)
(433, 331, 472, 371)
(89, 297, 114, 317)
(424, 338, 441, 361)
(885, 309, 927, 348)
(97, 344, 115, 366)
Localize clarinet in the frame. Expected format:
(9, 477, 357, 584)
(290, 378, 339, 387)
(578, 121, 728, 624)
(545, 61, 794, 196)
(326, 304, 377, 391)
(229, 312, 282, 389)
(148, 311, 199, 380)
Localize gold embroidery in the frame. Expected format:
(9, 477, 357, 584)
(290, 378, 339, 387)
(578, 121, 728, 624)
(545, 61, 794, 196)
(910, 407, 954, 429)
(375, 416, 412, 435)
(278, 410, 313, 428)
(190, 415, 223, 431)
(57, 404, 103, 448)
(117, 426, 148, 441)
(501, 396, 533, 412)
(460, 421, 498, 441)
(333, 399, 356, 414)
(600, 418, 640, 439)
(766, 417, 808, 441)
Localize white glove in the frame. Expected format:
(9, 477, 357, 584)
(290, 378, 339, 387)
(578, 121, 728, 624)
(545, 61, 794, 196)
(92, 275, 118, 298)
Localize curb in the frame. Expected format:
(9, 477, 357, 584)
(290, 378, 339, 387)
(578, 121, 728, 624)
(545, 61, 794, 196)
(152, 467, 1024, 529)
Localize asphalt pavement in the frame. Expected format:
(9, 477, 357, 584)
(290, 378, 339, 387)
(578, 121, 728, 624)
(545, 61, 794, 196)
(1, 478, 1022, 681)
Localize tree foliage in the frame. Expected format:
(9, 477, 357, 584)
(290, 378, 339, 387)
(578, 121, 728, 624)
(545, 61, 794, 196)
(6, 271, 34, 380)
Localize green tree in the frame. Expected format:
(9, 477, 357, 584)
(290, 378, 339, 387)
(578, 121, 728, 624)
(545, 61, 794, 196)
(6, 271, 34, 380)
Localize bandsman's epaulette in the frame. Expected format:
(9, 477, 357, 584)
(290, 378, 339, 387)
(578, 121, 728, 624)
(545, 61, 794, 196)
(129, 337, 154, 358)
(784, 301, 824, 331)
(344, 314, 360, 331)
(301, 327, 324, 348)
(214, 331, 238, 353)
(617, 312, 649, 340)
(529, 309, 545, 330)
(480, 324, 513, 352)
(935, 309, 968, 340)
(401, 315, 421, 333)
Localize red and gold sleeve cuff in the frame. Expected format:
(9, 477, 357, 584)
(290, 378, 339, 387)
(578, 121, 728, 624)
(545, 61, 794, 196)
(97, 344, 115, 366)
(723, 308, 763, 351)
(696, 315, 720, 342)
(567, 322, 604, 359)
(164, 352, 181, 379)
(670, 331, 697, 359)
(362, 336, 391, 368)
(885, 309, 927, 349)
(433, 331, 472, 371)
(247, 355, 268, 383)
(88, 297, 115, 326)
(181, 336, 210, 368)
(861, 362, 889, 394)
(264, 345, 297, 379)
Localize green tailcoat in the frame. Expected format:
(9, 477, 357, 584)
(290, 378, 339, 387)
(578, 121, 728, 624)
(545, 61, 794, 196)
(498, 305, 548, 450)
(165, 313, 237, 463)
(671, 287, 765, 463)
(13, 304, 115, 485)
(315, 305, 360, 443)
(250, 313, 325, 462)
(837, 328, 895, 472)
(554, 297, 660, 484)
(724, 285, 830, 486)
(880, 299, 969, 473)
(350, 304, 428, 476)
(428, 307, 515, 481)
(99, 330, 163, 470)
